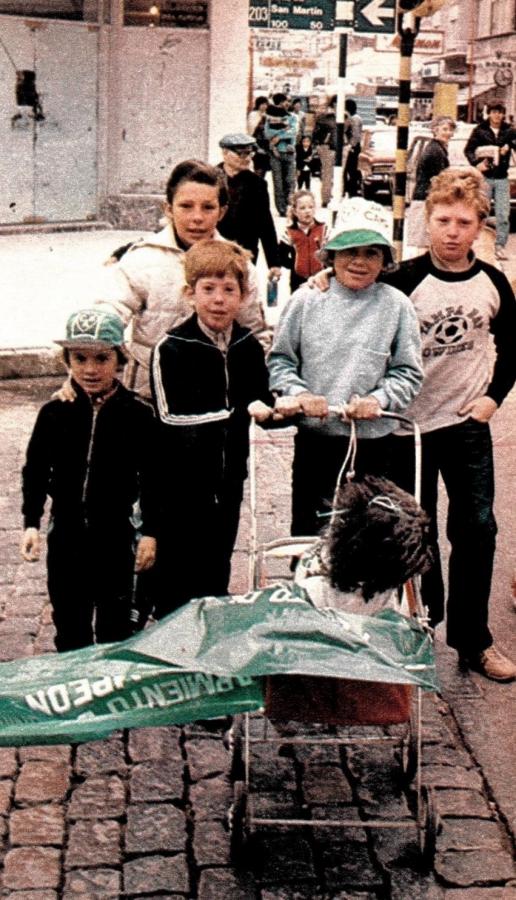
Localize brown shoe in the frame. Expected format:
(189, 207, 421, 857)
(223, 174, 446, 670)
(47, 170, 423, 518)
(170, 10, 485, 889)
(462, 645, 516, 682)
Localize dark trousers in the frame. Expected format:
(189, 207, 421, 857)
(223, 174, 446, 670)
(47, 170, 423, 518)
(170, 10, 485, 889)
(297, 170, 311, 189)
(270, 151, 296, 216)
(153, 479, 245, 619)
(290, 271, 307, 293)
(344, 145, 361, 197)
(47, 520, 134, 652)
(390, 419, 496, 656)
(291, 429, 396, 537)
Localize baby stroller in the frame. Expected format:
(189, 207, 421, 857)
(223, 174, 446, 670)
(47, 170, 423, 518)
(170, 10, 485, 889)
(227, 410, 440, 867)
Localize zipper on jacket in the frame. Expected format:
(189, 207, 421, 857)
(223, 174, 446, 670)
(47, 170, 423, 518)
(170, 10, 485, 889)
(81, 404, 100, 523)
(219, 350, 230, 499)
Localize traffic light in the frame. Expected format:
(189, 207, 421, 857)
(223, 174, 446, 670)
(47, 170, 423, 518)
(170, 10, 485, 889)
(397, 0, 447, 14)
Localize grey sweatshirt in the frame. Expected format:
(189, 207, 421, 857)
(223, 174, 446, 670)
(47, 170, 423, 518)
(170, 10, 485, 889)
(267, 278, 423, 438)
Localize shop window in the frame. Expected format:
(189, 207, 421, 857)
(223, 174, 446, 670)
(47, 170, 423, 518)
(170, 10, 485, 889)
(491, 0, 510, 33)
(477, 0, 492, 37)
(124, 0, 208, 27)
(0, 0, 107, 22)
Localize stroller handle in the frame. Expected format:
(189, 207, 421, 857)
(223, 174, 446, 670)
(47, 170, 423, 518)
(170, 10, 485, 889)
(326, 405, 415, 428)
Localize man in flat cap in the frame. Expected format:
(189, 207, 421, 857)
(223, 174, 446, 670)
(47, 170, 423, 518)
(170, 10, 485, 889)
(217, 133, 281, 280)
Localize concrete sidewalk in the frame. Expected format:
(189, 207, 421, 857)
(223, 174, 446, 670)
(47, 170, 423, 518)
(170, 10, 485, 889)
(1, 229, 149, 378)
(0, 224, 295, 378)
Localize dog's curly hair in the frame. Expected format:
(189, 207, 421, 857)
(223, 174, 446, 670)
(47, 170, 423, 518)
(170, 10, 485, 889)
(324, 474, 432, 601)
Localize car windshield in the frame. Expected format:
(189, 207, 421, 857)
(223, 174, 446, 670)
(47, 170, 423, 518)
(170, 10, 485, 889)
(369, 130, 396, 150)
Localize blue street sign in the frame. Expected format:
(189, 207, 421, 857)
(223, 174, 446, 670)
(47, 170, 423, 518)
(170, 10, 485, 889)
(249, 0, 335, 31)
(354, 0, 395, 33)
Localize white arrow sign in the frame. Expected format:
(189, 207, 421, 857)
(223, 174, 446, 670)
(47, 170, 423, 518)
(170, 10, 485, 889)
(359, 0, 395, 27)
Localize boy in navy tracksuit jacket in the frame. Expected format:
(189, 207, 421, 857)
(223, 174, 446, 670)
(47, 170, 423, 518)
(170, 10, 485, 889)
(151, 239, 273, 616)
(21, 309, 159, 651)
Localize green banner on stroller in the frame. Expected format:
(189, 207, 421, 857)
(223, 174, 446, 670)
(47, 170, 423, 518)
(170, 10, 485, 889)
(0, 585, 437, 746)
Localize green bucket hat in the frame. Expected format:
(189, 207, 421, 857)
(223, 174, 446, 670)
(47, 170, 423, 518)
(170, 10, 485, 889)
(323, 197, 396, 269)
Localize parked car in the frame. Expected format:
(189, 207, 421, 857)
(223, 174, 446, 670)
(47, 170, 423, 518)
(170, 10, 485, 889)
(357, 123, 430, 202)
(357, 126, 397, 201)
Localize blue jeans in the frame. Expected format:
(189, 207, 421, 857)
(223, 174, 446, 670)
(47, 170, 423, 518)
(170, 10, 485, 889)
(270, 150, 296, 216)
(485, 177, 510, 248)
(391, 419, 497, 656)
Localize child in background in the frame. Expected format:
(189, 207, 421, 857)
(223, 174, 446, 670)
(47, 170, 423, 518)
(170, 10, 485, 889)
(150, 239, 274, 617)
(21, 309, 158, 651)
(295, 474, 432, 616)
(296, 135, 315, 189)
(279, 190, 326, 292)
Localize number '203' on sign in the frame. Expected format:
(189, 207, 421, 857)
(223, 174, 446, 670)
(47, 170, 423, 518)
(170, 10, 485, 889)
(248, 0, 335, 31)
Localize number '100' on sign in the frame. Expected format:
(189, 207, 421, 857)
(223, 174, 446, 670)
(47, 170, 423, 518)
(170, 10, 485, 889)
(248, 0, 335, 30)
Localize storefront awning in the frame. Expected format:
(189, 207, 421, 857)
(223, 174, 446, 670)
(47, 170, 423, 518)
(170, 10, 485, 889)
(457, 85, 493, 104)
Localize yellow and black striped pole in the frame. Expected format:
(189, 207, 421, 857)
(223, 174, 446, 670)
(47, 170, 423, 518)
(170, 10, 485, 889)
(331, 33, 348, 223)
(393, 0, 448, 260)
(392, 12, 421, 263)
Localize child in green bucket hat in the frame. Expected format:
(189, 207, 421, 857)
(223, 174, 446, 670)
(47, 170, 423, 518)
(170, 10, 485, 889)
(268, 197, 424, 538)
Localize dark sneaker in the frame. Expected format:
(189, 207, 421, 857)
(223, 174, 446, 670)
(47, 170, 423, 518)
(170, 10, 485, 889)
(461, 645, 516, 682)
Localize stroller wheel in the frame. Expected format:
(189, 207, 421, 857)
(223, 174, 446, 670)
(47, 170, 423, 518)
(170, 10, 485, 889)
(226, 715, 244, 780)
(419, 784, 440, 868)
(401, 713, 418, 784)
(229, 780, 249, 861)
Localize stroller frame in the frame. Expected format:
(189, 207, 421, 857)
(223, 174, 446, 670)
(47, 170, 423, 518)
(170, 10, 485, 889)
(228, 412, 440, 866)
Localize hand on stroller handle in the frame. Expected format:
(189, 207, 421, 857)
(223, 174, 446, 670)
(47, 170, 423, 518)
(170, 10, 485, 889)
(248, 396, 415, 428)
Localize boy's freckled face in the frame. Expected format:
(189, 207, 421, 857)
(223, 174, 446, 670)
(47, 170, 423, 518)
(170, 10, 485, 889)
(334, 246, 384, 291)
(190, 275, 243, 333)
(427, 201, 482, 267)
(68, 348, 119, 395)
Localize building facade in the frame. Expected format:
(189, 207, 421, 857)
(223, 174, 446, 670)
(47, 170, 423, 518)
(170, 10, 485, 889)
(0, 0, 249, 227)
(415, 0, 516, 121)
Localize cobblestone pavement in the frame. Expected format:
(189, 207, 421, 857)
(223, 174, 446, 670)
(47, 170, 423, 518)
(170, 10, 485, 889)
(0, 377, 515, 899)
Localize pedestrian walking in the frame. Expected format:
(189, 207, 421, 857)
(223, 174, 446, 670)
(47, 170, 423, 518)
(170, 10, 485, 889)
(344, 98, 363, 198)
(268, 198, 423, 538)
(291, 97, 306, 140)
(264, 93, 298, 216)
(150, 239, 273, 616)
(464, 101, 516, 260)
(247, 95, 270, 178)
(385, 168, 516, 682)
(216, 132, 281, 279)
(279, 189, 326, 292)
(20, 309, 159, 651)
(406, 115, 456, 251)
(296, 135, 315, 189)
(312, 96, 337, 207)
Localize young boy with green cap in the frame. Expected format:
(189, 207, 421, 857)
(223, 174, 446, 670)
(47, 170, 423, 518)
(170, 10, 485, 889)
(268, 197, 423, 537)
(21, 308, 159, 651)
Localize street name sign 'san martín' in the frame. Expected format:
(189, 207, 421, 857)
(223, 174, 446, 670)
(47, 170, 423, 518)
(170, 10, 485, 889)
(248, 0, 335, 30)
